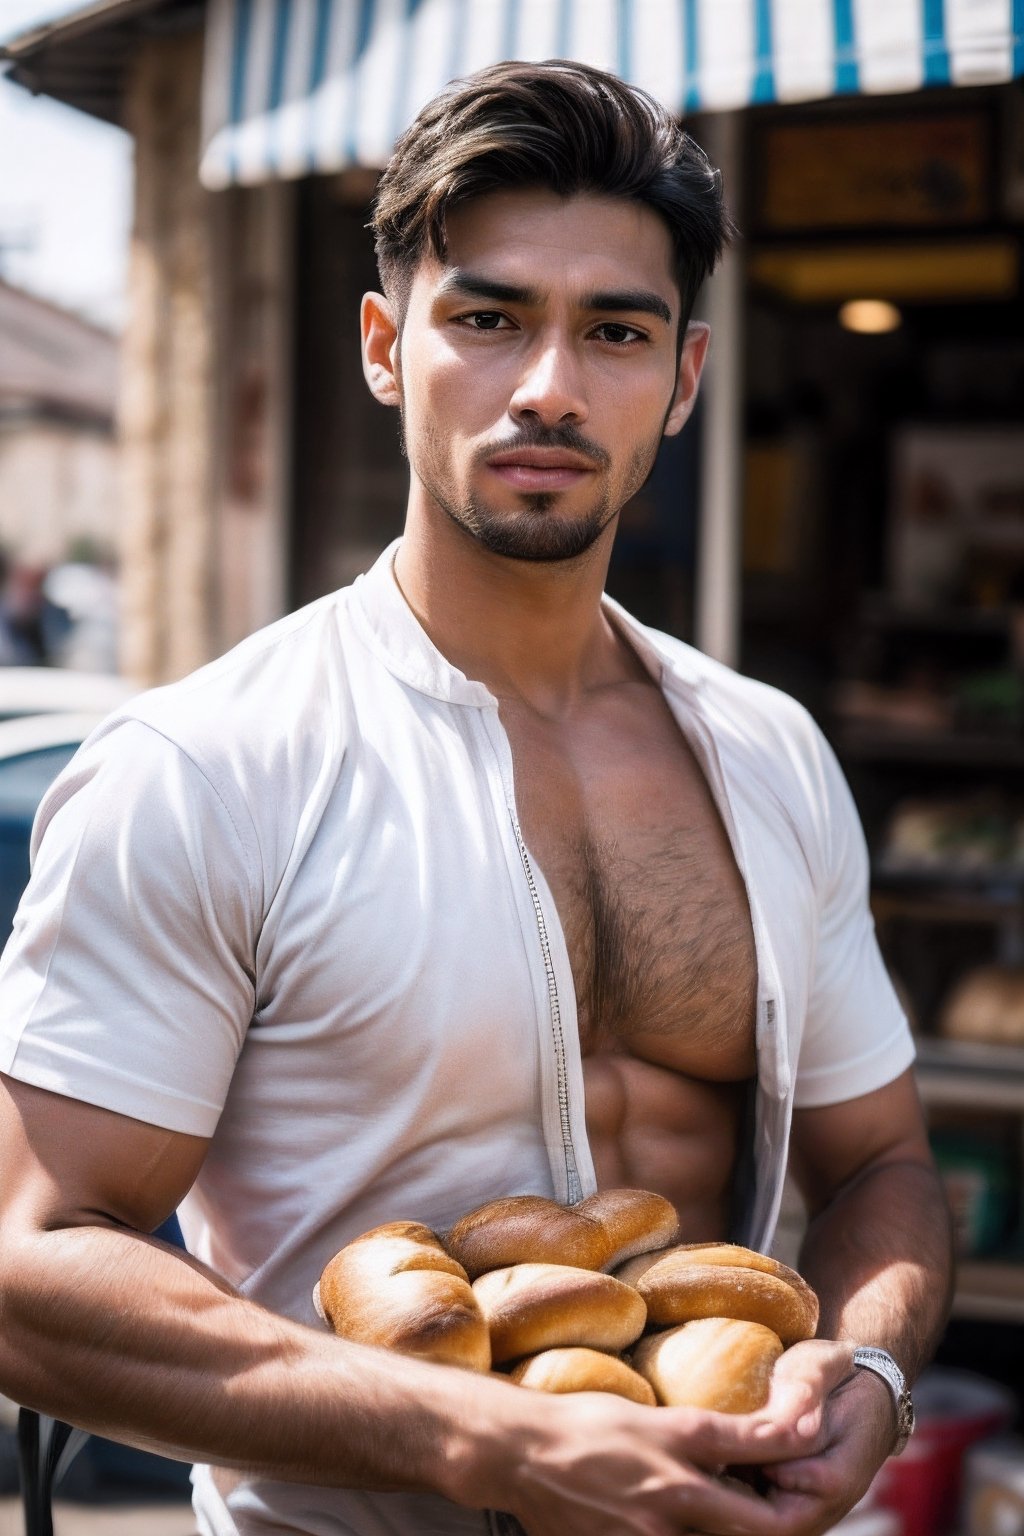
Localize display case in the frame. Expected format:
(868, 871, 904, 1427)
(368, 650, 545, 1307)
(831, 597, 1024, 1323)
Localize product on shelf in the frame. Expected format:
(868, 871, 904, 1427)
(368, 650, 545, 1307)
(879, 795, 1024, 875)
(930, 1130, 1017, 1259)
(939, 966, 1024, 1047)
(831, 678, 953, 733)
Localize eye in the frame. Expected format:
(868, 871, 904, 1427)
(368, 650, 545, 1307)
(457, 311, 513, 331)
(592, 322, 647, 346)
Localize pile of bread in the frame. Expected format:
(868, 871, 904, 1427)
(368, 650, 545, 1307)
(314, 1189, 818, 1412)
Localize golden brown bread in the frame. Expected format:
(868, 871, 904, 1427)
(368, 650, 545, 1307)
(315, 1202, 817, 1417)
(315, 1221, 491, 1372)
(509, 1347, 657, 1405)
(445, 1188, 678, 1279)
(632, 1318, 784, 1411)
(472, 1262, 648, 1364)
(616, 1242, 818, 1347)
(447, 1197, 601, 1277)
(573, 1189, 680, 1270)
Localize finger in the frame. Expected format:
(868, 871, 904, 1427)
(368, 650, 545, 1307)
(758, 1485, 822, 1525)
(761, 1453, 833, 1496)
(667, 1471, 785, 1536)
(661, 1405, 811, 1471)
(763, 1340, 855, 1439)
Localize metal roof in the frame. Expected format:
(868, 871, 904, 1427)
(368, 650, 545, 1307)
(201, 0, 1024, 188)
(0, 0, 202, 127)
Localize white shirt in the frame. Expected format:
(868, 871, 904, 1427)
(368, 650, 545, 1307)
(0, 541, 914, 1536)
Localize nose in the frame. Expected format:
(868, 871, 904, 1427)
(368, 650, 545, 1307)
(509, 333, 588, 428)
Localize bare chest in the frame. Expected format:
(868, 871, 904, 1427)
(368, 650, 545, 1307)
(503, 685, 758, 1082)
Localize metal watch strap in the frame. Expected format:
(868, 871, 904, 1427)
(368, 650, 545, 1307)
(852, 1346, 915, 1456)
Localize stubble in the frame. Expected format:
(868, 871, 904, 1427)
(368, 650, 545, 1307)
(405, 416, 664, 565)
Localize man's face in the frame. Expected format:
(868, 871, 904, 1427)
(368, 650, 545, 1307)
(367, 188, 706, 564)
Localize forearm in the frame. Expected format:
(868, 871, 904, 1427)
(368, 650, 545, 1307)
(798, 1156, 954, 1381)
(0, 1221, 520, 1500)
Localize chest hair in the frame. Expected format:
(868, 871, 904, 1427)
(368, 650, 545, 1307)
(567, 828, 757, 1062)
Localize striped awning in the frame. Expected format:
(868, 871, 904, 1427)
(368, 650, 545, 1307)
(199, 0, 1024, 189)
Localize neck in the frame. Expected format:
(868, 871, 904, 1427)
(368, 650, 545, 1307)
(394, 495, 628, 717)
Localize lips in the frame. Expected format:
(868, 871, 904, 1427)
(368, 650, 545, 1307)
(486, 447, 597, 492)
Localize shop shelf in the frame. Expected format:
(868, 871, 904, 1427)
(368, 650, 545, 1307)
(949, 1260, 1024, 1322)
(915, 1039, 1024, 1110)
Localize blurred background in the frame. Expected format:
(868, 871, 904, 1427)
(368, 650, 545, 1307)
(1, 2, 1024, 1533)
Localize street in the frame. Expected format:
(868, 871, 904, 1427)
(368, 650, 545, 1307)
(0, 1496, 194, 1534)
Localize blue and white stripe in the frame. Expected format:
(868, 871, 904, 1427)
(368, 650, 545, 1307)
(199, 0, 1024, 188)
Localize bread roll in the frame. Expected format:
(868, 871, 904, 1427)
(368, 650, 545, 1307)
(632, 1318, 783, 1412)
(617, 1242, 818, 1347)
(573, 1189, 680, 1270)
(445, 1188, 679, 1279)
(447, 1196, 603, 1277)
(939, 966, 1024, 1046)
(510, 1347, 657, 1405)
(473, 1262, 647, 1364)
(315, 1221, 491, 1372)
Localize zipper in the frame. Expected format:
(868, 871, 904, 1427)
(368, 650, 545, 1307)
(507, 804, 584, 1205)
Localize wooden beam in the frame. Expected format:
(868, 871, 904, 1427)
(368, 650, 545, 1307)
(118, 27, 215, 684)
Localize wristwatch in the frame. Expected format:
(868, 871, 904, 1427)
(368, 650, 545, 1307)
(852, 1346, 915, 1456)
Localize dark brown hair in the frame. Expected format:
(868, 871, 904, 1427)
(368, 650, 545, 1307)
(372, 59, 732, 328)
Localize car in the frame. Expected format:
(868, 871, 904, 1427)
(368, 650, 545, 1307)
(0, 670, 137, 940)
(0, 709, 127, 940)
(0, 666, 135, 723)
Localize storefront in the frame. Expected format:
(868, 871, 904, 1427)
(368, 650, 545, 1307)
(4, 1, 1024, 1519)
(731, 84, 1024, 1405)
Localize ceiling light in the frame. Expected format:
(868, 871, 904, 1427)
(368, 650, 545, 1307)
(838, 299, 902, 334)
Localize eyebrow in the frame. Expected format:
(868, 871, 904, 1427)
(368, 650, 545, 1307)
(437, 269, 673, 326)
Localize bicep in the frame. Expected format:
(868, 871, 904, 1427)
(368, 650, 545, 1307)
(0, 1073, 209, 1237)
(788, 1068, 934, 1219)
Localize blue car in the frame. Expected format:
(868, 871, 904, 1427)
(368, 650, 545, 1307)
(0, 711, 101, 941)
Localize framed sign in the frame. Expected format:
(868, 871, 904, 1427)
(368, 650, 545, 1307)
(889, 426, 1024, 607)
(751, 111, 993, 233)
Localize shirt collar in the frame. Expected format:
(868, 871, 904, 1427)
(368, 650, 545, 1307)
(352, 538, 708, 703)
(351, 541, 496, 707)
(601, 593, 708, 694)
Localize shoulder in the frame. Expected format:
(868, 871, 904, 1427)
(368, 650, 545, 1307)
(37, 590, 364, 893)
(625, 614, 833, 788)
(130, 589, 349, 736)
(103, 588, 360, 791)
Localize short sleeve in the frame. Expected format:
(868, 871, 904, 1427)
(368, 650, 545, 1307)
(794, 734, 916, 1108)
(0, 719, 260, 1136)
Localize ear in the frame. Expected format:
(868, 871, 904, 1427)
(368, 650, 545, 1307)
(663, 321, 711, 438)
(361, 291, 401, 407)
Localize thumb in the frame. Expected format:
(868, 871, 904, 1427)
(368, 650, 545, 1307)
(764, 1339, 856, 1439)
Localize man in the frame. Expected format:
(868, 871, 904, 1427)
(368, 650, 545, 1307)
(0, 60, 951, 1536)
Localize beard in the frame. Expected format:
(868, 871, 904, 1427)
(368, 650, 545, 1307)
(429, 485, 613, 563)
(404, 415, 664, 565)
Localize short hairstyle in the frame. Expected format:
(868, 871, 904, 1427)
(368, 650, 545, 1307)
(372, 59, 733, 328)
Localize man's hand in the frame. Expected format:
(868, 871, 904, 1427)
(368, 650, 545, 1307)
(471, 1384, 827, 1536)
(752, 1340, 896, 1535)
